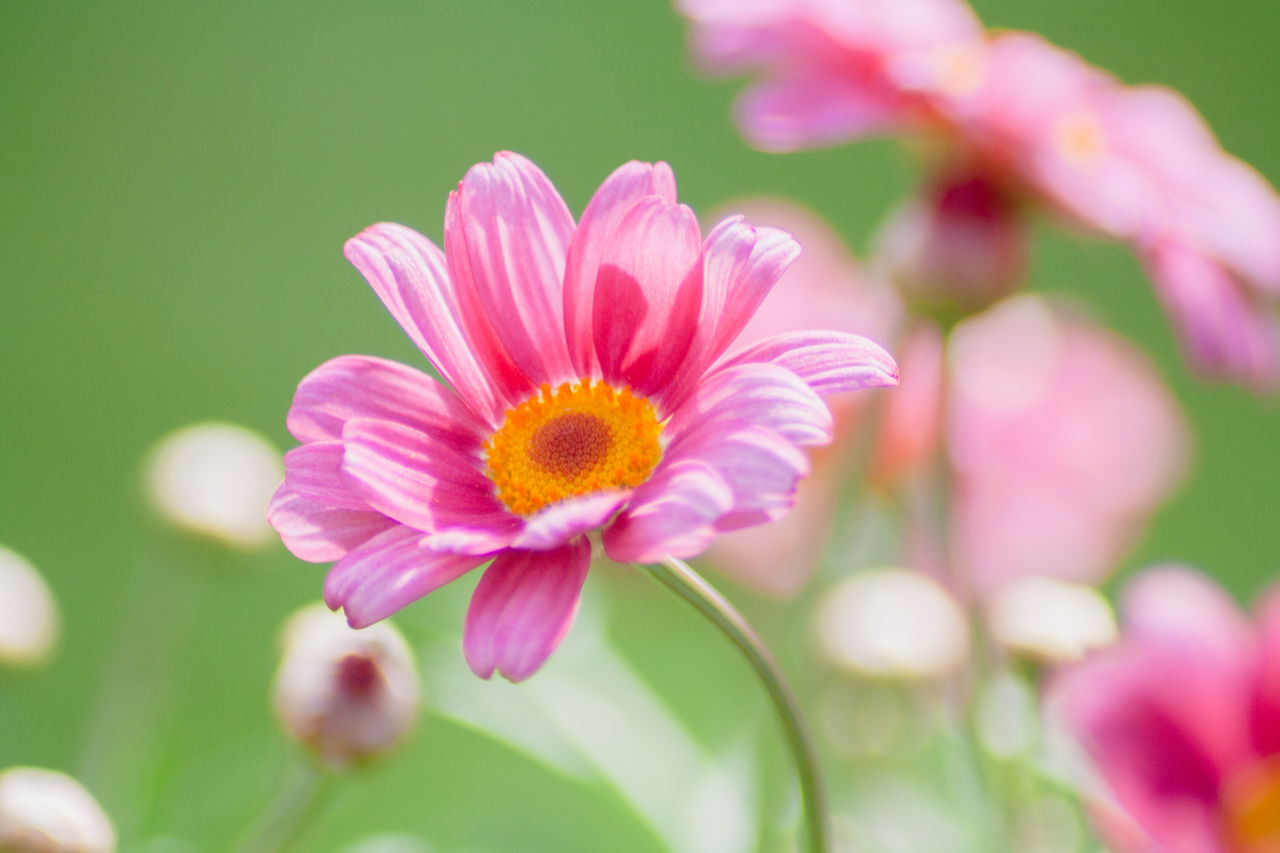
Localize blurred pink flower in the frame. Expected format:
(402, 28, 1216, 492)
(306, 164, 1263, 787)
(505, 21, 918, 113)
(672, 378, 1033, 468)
(679, 0, 982, 151)
(700, 198, 900, 596)
(948, 296, 1189, 597)
(677, 3, 1280, 388)
(1053, 567, 1280, 853)
(269, 153, 897, 681)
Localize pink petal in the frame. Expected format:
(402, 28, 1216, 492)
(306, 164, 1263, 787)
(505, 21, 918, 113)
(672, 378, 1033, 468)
(287, 354, 487, 449)
(445, 152, 577, 387)
(463, 539, 592, 682)
(668, 423, 810, 525)
(735, 75, 907, 152)
(340, 418, 521, 554)
(722, 330, 900, 396)
(283, 442, 369, 510)
(564, 160, 677, 377)
(592, 196, 704, 399)
(1251, 583, 1280, 754)
(1121, 566, 1254, 672)
(511, 491, 629, 551)
(1144, 240, 1280, 391)
(666, 362, 833, 448)
(324, 525, 490, 628)
(267, 483, 396, 563)
(344, 222, 514, 428)
(602, 459, 734, 564)
(658, 215, 801, 411)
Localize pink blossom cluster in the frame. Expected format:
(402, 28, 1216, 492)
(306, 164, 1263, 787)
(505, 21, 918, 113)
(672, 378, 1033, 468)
(679, 0, 1280, 388)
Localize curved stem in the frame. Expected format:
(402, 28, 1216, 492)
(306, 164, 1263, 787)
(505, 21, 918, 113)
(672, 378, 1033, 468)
(638, 555, 829, 853)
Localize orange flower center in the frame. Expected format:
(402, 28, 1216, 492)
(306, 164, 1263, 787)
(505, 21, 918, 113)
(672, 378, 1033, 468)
(1223, 754, 1280, 852)
(484, 381, 663, 516)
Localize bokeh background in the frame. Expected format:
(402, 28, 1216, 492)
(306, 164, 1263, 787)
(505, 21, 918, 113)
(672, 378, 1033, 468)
(2, 2, 1277, 851)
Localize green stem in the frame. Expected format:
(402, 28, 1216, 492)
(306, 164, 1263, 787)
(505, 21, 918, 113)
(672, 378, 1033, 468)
(235, 758, 336, 853)
(638, 555, 830, 853)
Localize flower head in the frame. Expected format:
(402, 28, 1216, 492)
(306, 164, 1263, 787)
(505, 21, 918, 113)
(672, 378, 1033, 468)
(678, 1, 1280, 389)
(1052, 567, 1280, 853)
(0, 768, 115, 853)
(272, 603, 420, 766)
(270, 153, 897, 681)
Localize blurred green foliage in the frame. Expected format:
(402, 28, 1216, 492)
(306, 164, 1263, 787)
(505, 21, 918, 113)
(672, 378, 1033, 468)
(1, 2, 1277, 850)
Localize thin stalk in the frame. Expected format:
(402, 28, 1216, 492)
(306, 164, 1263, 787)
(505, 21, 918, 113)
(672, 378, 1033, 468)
(235, 759, 335, 853)
(638, 555, 829, 853)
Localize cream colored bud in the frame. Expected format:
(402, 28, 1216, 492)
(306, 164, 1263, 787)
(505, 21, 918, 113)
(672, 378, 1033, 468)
(816, 568, 969, 679)
(144, 422, 282, 549)
(988, 576, 1118, 664)
(0, 767, 115, 853)
(0, 547, 59, 667)
(272, 604, 420, 766)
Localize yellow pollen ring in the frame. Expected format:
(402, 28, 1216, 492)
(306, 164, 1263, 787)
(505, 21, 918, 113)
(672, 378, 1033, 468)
(484, 380, 663, 516)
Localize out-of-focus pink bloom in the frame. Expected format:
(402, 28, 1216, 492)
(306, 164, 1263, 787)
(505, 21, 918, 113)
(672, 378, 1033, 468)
(1053, 567, 1280, 853)
(678, 3, 1280, 388)
(269, 153, 897, 681)
(678, 0, 983, 151)
(877, 168, 1027, 315)
(700, 199, 900, 596)
(948, 296, 1189, 597)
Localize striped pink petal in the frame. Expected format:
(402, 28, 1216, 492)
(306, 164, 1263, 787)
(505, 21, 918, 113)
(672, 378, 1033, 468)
(721, 330, 900, 396)
(445, 152, 577, 387)
(345, 223, 514, 428)
(602, 460, 734, 564)
(666, 361, 833, 448)
(658, 215, 801, 411)
(511, 492, 630, 551)
(340, 418, 521, 554)
(287, 354, 487, 450)
(283, 442, 369, 510)
(267, 483, 396, 563)
(564, 160, 677, 376)
(463, 539, 592, 682)
(324, 525, 490, 628)
(592, 196, 704, 398)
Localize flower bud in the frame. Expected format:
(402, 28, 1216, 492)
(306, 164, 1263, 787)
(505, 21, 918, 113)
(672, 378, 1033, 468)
(987, 576, 1117, 664)
(816, 568, 969, 680)
(144, 422, 283, 549)
(272, 604, 420, 766)
(0, 767, 115, 853)
(878, 170, 1027, 320)
(0, 547, 59, 667)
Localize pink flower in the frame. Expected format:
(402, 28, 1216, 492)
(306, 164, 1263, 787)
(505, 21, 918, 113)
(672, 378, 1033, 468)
(947, 296, 1189, 597)
(1052, 567, 1280, 853)
(268, 153, 897, 681)
(677, 3, 1280, 388)
(678, 0, 983, 151)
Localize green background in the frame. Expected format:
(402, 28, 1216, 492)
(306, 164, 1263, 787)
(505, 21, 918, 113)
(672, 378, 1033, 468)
(2, 2, 1277, 850)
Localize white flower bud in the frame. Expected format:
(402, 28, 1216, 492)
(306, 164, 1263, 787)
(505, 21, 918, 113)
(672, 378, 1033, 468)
(0, 547, 59, 667)
(0, 767, 115, 853)
(144, 422, 282, 549)
(816, 568, 969, 680)
(987, 576, 1118, 663)
(272, 604, 420, 766)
